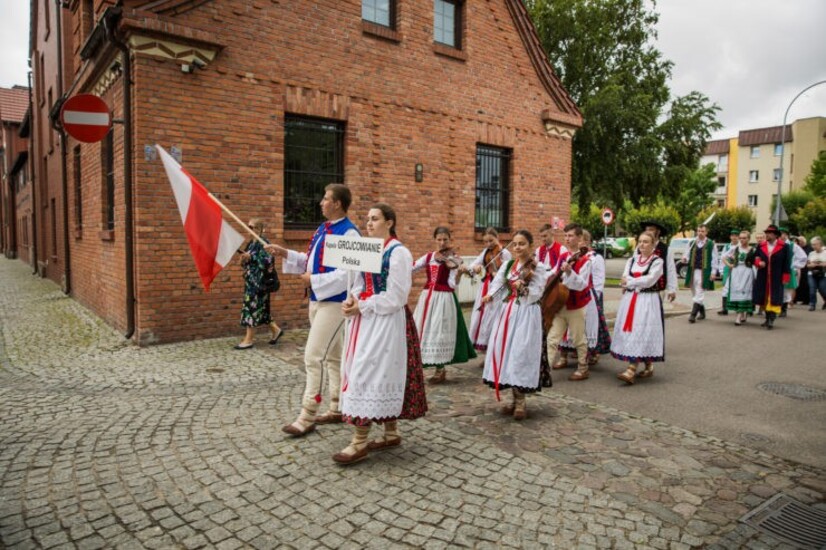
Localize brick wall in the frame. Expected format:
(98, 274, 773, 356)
(63, 0, 576, 344)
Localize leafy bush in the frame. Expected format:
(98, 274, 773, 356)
(696, 205, 757, 242)
(620, 202, 680, 240)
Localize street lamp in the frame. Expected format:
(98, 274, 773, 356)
(774, 79, 826, 225)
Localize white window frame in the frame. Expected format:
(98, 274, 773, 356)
(749, 170, 759, 183)
(750, 146, 760, 158)
(748, 195, 758, 207)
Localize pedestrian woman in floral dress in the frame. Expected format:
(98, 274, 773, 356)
(611, 231, 664, 384)
(235, 218, 282, 349)
(412, 227, 476, 384)
(481, 229, 549, 420)
(334, 203, 427, 464)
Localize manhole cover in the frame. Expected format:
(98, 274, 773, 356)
(741, 493, 826, 549)
(757, 382, 826, 401)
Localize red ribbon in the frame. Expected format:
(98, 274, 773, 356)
(491, 297, 516, 401)
(622, 292, 638, 333)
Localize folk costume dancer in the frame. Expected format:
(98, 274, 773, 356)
(682, 224, 718, 323)
(779, 228, 808, 317)
(535, 223, 569, 275)
(721, 230, 755, 326)
(413, 227, 476, 384)
(467, 227, 512, 352)
(717, 230, 740, 316)
(335, 204, 427, 465)
(611, 232, 665, 384)
(752, 225, 791, 330)
(482, 229, 549, 420)
(267, 184, 360, 436)
(548, 224, 593, 381)
(558, 231, 610, 367)
(534, 223, 568, 386)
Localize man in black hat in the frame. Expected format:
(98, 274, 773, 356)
(752, 224, 790, 329)
(641, 221, 677, 303)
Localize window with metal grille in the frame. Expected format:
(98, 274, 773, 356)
(363, 0, 395, 28)
(102, 129, 115, 230)
(434, 0, 461, 49)
(475, 145, 511, 232)
(284, 115, 345, 229)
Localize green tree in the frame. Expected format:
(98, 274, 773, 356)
(791, 197, 826, 238)
(804, 151, 826, 198)
(621, 201, 680, 240)
(697, 206, 757, 242)
(571, 203, 604, 239)
(527, 0, 720, 207)
(770, 190, 814, 233)
(672, 164, 718, 233)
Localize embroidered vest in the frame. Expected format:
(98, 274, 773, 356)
(566, 254, 593, 310)
(627, 256, 660, 293)
(307, 217, 359, 302)
(424, 252, 453, 291)
(652, 241, 669, 291)
(360, 242, 402, 298)
(539, 241, 564, 269)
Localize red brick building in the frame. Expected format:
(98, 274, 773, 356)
(31, 0, 581, 344)
(0, 86, 32, 264)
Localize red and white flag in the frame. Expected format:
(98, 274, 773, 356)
(156, 145, 245, 291)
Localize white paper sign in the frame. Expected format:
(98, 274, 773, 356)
(322, 235, 384, 273)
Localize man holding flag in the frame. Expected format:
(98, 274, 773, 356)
(266, 184, 359, 437)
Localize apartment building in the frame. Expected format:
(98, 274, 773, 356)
(703, 116, 826, 231)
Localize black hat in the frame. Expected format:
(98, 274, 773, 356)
(640, 220, 668, 237)
(764, 224, 781, 235)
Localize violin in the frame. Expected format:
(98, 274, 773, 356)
(512, 257, 537, 297)
(482, 244, 503, 277)
(539, 246, 589, 333)
(434, 247, 464, 270)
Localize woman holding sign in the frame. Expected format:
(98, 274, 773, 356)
(412, 227, 476, 384)
(335, 203, 427, 465)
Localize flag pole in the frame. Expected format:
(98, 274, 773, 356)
(206, 192, 268, 246)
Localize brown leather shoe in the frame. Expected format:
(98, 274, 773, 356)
(315, 411, 343, 424)
(637, 367, 654, 379)
(428, 369, 446, 384)
(617, 368, 636, 385)
(568, 370, 589, 381)
(281, 423, 316, 437)
(332, 446, 369, 465)
(366, 436, 401, 452)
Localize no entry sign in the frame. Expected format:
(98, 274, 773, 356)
(60, 94, 112, 143)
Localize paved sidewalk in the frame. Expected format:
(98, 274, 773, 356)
(0, 258, 822, 549)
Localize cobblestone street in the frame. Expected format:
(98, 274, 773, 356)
(1, 257, 824, 549)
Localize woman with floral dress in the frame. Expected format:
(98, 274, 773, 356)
(236, 219, 282, 349)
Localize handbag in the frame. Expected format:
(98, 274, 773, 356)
(263, 264, 280, 293)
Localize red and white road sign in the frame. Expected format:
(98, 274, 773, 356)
(60, 94, 112, 143)
(601, 207, 615, 225)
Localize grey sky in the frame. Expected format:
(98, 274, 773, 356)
(1, 0, 824, 140)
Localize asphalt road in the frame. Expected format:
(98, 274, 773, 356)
(550, 304, 826, 469)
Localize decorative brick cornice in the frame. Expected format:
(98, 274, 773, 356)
(503, 0, 582, 129)
(120, 9, 225, 66)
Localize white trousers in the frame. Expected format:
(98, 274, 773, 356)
(691, 269, 705, 305)
(302, 301, 344, 413)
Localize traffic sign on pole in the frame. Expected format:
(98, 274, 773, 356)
(60, 94, 112, 143)
(601, 207, 615, 226)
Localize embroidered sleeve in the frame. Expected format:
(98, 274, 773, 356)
(470, 249, 486, 269)
(359, 247, 413, 317)
(411, 254, 429, 273)
(282, 249, 308, 275)
(591, 254, 606, 293)
(485, 262, 509, 299)
(562, 258, 590, 291)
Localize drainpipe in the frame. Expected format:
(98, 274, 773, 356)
(28, 69, 38, 274)
(105, 7, 135, 340)
(53, 0, 71, 294)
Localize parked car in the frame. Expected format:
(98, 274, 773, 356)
(594, 237, 632, 259)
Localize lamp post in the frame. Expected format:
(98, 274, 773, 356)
(774, 79, 826, 225)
